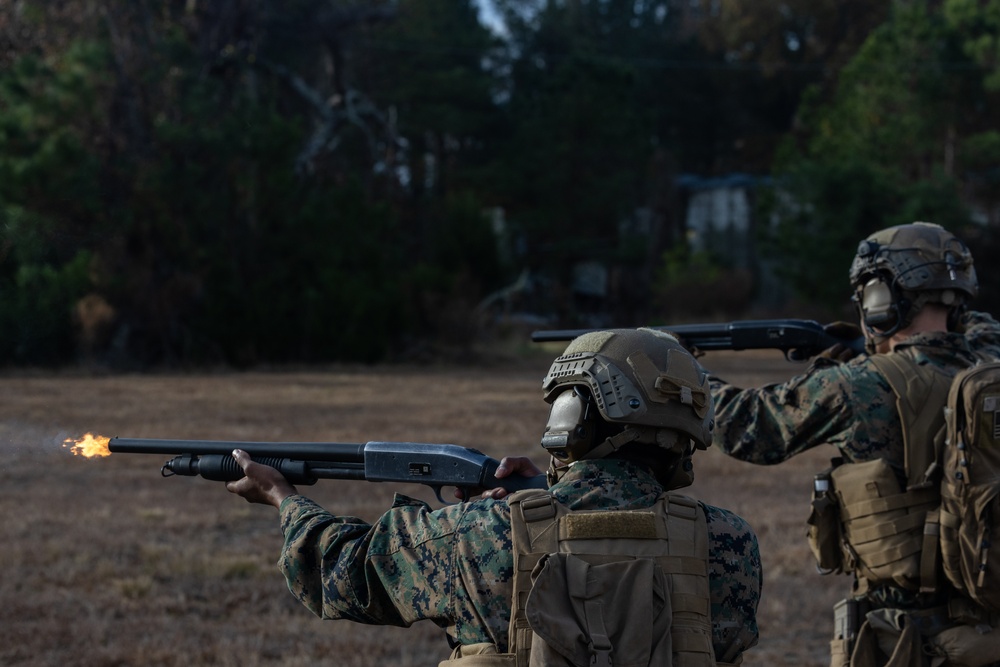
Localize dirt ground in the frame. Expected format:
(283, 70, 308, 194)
(0, 349, 847, 666)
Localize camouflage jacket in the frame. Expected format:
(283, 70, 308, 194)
(277, 457, 761, 662)
(712, 311, 1000, 466)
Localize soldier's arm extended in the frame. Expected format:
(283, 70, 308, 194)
(710, 359, 899, 465)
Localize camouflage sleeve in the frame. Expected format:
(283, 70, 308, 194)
(277, 493, 515, 646)
(710, 358, 898, 464)
(702, 502, 761, 661)
(961, 310, 1000, 352)
(277, 493, 466, 627)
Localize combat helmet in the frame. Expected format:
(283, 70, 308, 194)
(849, 222, 977, 336)
(539, 328, 714, 487)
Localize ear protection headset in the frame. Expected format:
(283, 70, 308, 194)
(851, 235, 967, 337)
(540, 386, 600, 461)
(851, 239, 908, 336)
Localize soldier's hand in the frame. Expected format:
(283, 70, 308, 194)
(486, 457, 545, 500)
(824, 320, 863, 340)
(817, 343, 856, 363)
(818, 321, 864, 363)
(667, 332, 704, 358)
(453, 456, 545, 501)
(226, 449, 297, 508)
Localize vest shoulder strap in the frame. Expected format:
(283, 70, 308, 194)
(868, 353, 953, 485)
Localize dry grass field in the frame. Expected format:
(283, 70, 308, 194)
(1, 348, 847, 666)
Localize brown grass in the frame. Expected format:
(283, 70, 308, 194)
(1, 350, 848, 666)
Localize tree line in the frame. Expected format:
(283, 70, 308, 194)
(1, 0, 998, 367)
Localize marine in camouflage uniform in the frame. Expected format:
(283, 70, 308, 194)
(229, 328, 762, 665)
(712, 308, 1000, 609)
(277, 457, 760, 660)
(708, 222, 1000, 665)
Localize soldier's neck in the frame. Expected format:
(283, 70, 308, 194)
(886, 306, 950, 352)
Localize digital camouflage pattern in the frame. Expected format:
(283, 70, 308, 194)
(277, 456, 761, 662)
(712, 311, 1000, 467)
(710, 310, 1000, 608)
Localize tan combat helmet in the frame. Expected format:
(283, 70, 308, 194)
(539, 328, 714, 487)
(849, 222, 977, 337)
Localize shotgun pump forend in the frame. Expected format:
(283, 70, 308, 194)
(108, 437, 547, 504)
(531, 318, 865, 361)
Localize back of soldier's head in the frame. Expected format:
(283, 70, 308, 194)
(849, 222, 977, 336)
(538, 328, 714, 489)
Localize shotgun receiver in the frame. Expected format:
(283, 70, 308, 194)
(531, 319, 865, 361)
(109, 437, 546, 503)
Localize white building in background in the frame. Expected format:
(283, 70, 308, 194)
(676, 172, 787, 309)
(677, 173, 757, 263)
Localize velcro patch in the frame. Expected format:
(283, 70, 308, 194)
(560, 511, 659, 540)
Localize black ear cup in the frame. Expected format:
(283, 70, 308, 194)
(859, 277, 911, 334)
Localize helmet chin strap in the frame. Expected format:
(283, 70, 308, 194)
(580, 426, 646, 461)
(580, 426, 686, 461)
(578, 427, 693, 490)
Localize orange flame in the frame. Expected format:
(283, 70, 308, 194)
(63, 433, 112, 458)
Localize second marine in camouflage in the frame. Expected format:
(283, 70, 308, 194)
(710, 222, 1000, 666)
(230, 327, 763, 665)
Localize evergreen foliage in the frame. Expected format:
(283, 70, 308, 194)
(763, 1, 999, 313)
(0, 0, 998, 366)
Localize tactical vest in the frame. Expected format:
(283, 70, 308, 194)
(833, 352, 955, 595)
(440, 490, 732, 667)
(809, 351, 1000, 667)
